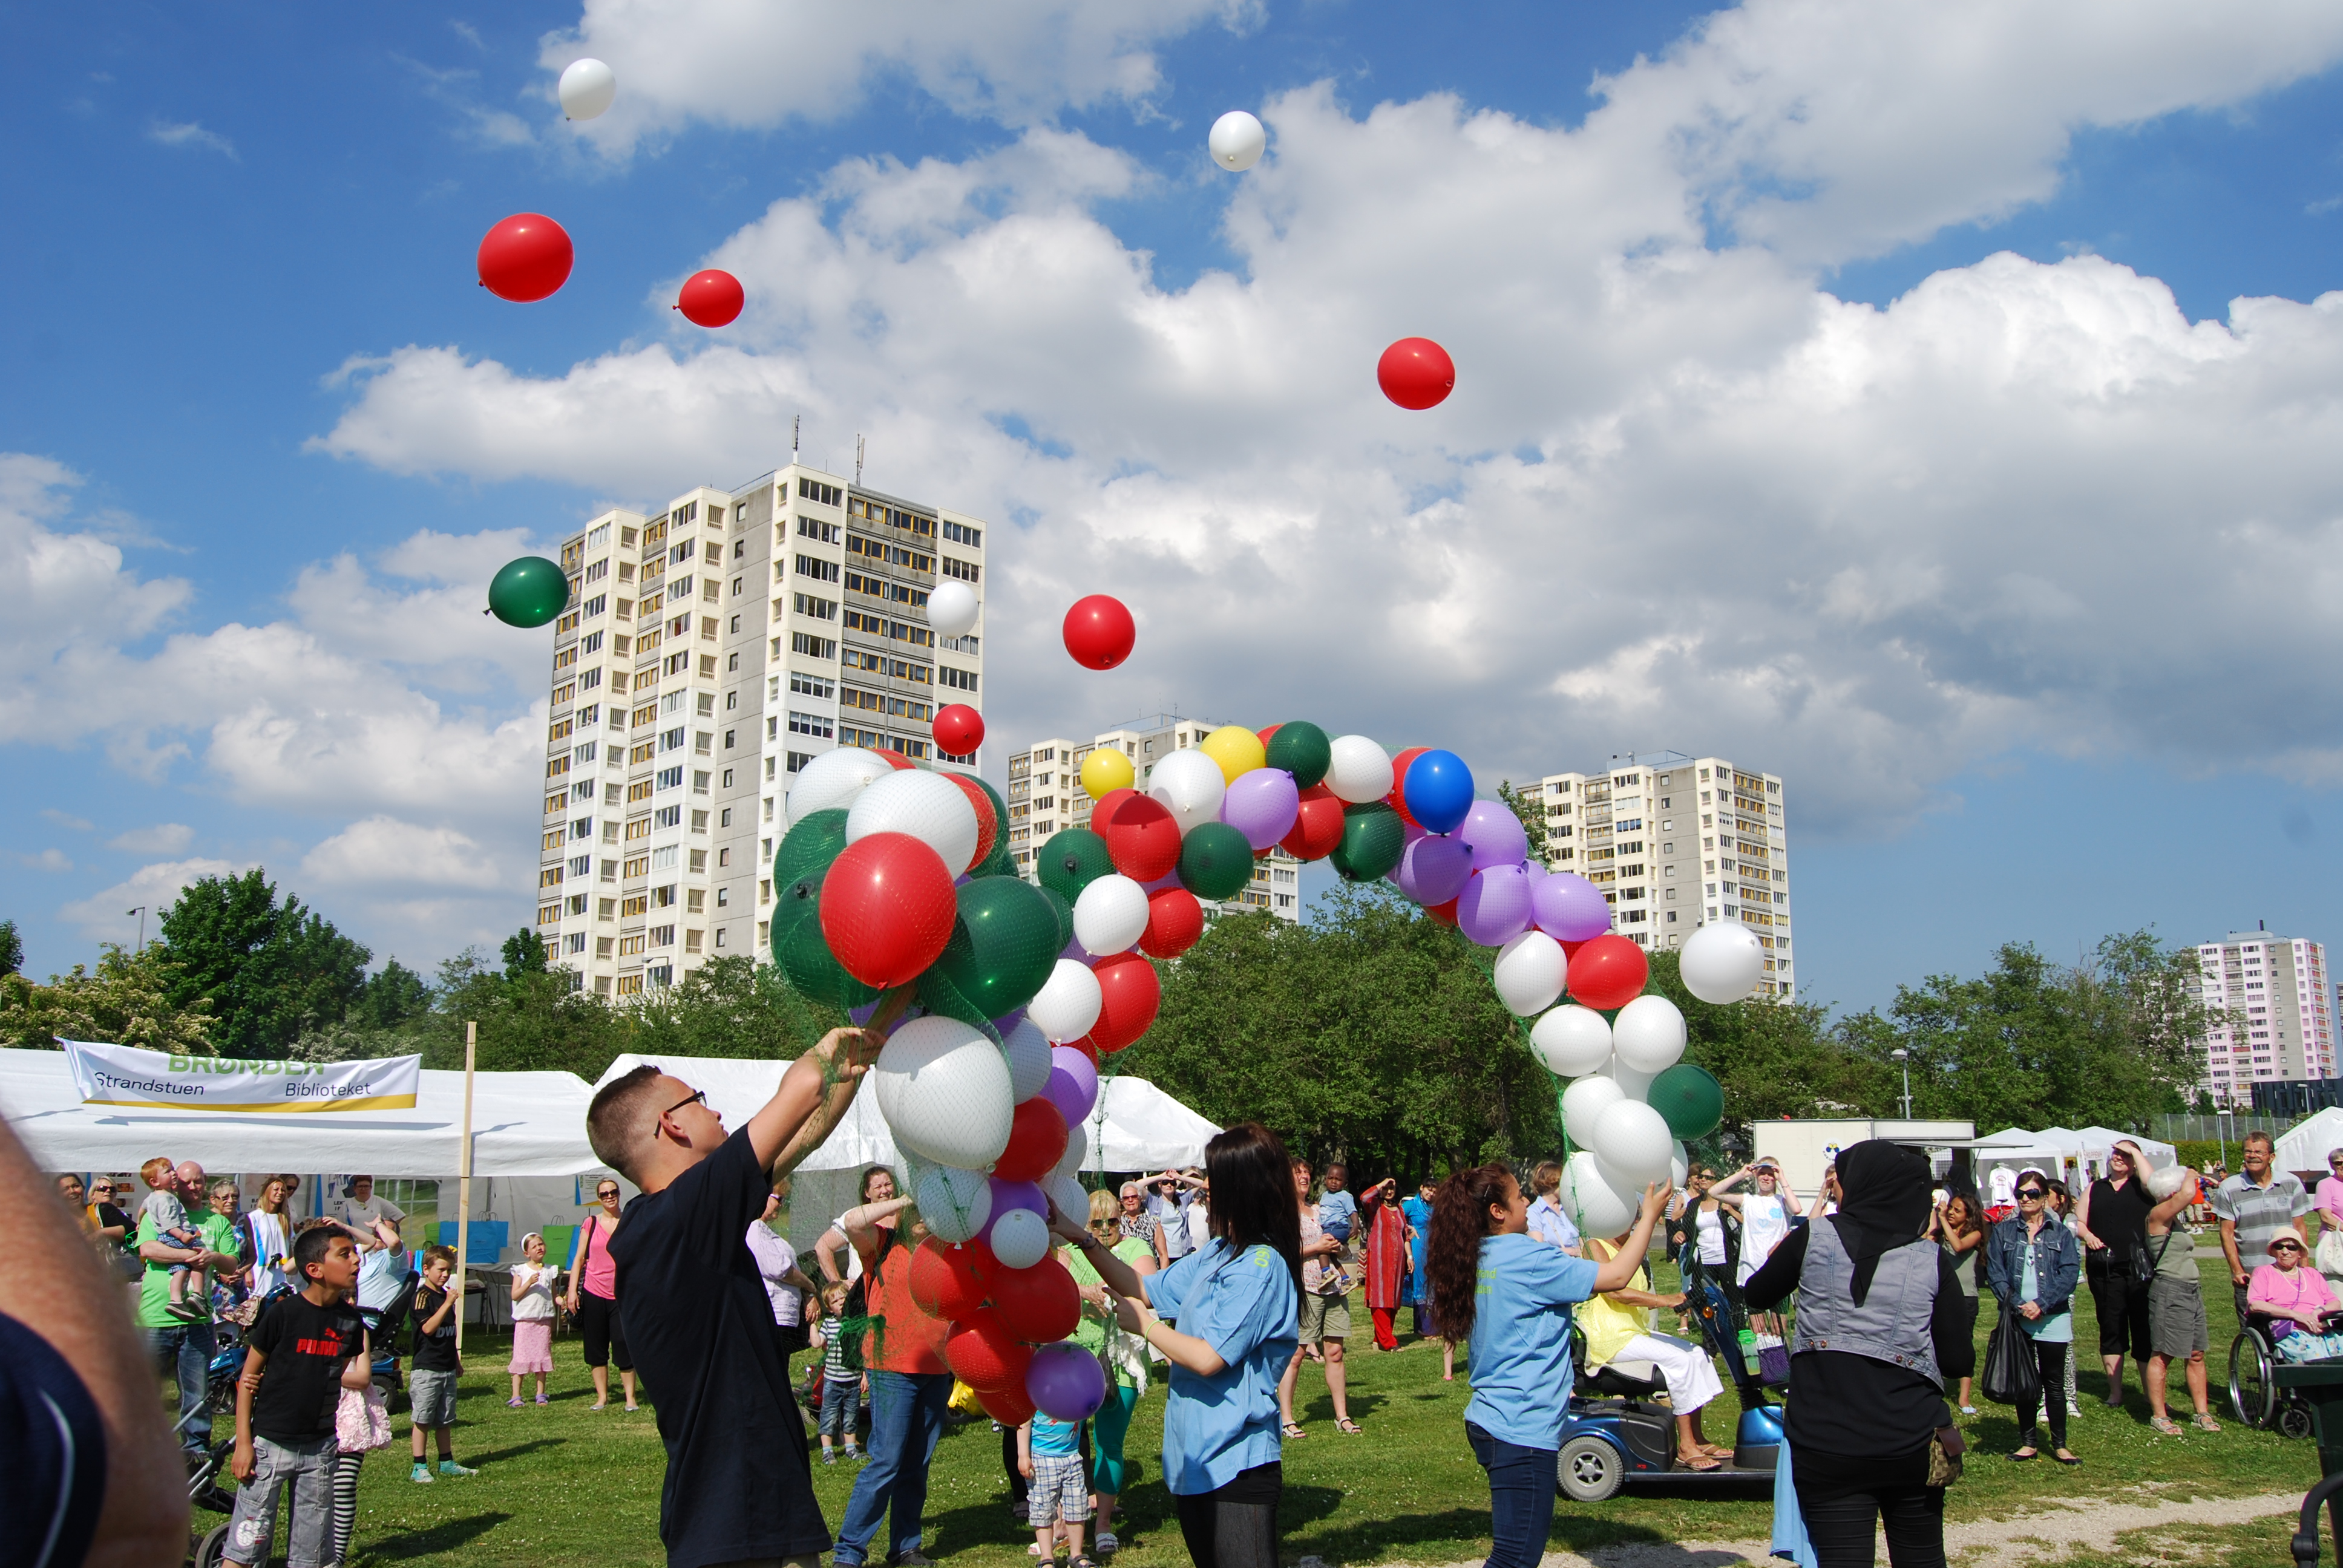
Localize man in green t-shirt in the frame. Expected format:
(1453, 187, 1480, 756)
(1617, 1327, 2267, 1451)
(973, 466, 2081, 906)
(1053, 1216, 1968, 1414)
(136, 1160, 241, 1459)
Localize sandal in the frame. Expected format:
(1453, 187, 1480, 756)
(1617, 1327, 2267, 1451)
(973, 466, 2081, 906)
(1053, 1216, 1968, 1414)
(2011, 1447, 2039, 1461)
(1335, 1418, 1363, 1435)
(1675, 1452, 1723, 1471)
(2193, 1413, 2223, 1432)
(1072, 1557, 1099, 1568)
(2053, 1449, 2081, 1465)
(2148, 1416, 2182, 1436)
(1281, 1422, 1306, 1439)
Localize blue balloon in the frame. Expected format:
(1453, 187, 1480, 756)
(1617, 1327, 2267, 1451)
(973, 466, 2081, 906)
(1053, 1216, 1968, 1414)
(1403, 748, 1475, 834)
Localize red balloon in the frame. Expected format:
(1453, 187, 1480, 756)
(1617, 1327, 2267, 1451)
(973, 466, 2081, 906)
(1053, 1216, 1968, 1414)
(1063, 595, 1136, 670)
(946, 1321, 1031, 1391)
(934, 704, 985, 756)
(979, 1382, 1038, 1427)
(1384, 745, 1430, 826)
(1377, 336, 1455, 410)
(1092, 786, 1133, 825)
(1101, 793, 1181, 883)
(908, 1238, 959, 1319)
(1279, 785, 1346, 861)
(994, 1097, 1070, 1183)
(1140, 887, 1205, 959)
(1256, 722, 1283, 746)
(676, 268, 744, 327)
(1426, 897, 1458, 927)
(989, 1257, 1081, 1343)
(937, 771, 998, 871)
(477, 214, 574, 302)
(870, 748, 919, 771)
(1090, 952, 1160, 1051)
(818, 832, 958, 987)
(1568, 933, 1650, 1011)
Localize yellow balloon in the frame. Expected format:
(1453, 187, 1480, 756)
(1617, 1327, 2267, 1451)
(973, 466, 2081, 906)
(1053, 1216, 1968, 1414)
(1198, 724, 1267, 785)
(1081, 747, 1135, 799)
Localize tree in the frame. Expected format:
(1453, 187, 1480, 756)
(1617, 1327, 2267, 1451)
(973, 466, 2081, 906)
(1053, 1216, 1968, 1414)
(1640, 950, 1889, 1124)
(157, 871, 372, 1059)
(349, 959, 432, 1030)
(0, 944, 213, 1052)
(0, 919, 22, 977)
(413, 947, 628, 1079)
(501, 928, 550, 980)
(626, 956, 844, 1062)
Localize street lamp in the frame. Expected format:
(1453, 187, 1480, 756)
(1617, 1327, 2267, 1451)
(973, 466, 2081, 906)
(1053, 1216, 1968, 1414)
(126, 905, 147, 952)
(1892, 1048, 1913, 1120)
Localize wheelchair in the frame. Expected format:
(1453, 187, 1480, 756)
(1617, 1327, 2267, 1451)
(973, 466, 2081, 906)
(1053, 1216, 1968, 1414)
(2228, 1311, 2335, 1439)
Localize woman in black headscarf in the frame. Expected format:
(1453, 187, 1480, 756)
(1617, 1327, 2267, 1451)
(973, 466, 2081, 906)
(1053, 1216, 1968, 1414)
(1743, 1141, 1976, 1568)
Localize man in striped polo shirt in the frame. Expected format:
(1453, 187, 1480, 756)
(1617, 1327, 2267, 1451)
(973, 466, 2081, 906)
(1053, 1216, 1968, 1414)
(2213, 1131, 2310, 1321)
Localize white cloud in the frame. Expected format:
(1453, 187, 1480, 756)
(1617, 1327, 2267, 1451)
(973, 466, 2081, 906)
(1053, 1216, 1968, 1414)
(147, 120, 237, 158)
(538, 0, 1254, 155)
(41, 808, 94, 831)
(16, 848, 72, 872)
(108, 823, 193, 854)
(60, 858, 239, 944)
(299, 816, 508, 892)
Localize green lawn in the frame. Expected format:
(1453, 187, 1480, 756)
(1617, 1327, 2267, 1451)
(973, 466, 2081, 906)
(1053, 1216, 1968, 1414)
(237, 1255, 2330, 1567)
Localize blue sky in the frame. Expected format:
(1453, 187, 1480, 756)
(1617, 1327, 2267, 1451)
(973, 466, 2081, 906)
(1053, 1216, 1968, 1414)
(8, 1, 2343, 1019)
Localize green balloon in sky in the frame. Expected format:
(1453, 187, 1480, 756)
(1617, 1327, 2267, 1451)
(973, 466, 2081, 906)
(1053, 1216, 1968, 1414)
(488, 556, 572, 629)
(1036, 828, 1115, 905)
(1647, 1062, 1725, 1140)
(768, 815, 877, 1008)
(932, 875, 1063, 1019)
(773, 809, 850, 890)
(1177, 822, 1256, 902)
(1263, 721, 1332, 789)
(1328, 800, 1405, 881)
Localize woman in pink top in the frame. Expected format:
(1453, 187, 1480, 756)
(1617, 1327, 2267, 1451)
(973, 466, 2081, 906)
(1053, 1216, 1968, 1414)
(562, 1177, 638, 1410)
(2249, 1233, 2343, 1363)
(2315, 1150, 2343, 1287)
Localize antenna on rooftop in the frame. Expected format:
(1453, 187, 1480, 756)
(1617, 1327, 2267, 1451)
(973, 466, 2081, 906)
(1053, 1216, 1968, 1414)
(855, 434, 865, 486)
(791, 414, 800, 458)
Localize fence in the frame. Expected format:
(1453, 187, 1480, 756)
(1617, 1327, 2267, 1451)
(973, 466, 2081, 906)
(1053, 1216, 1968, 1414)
(2152, 1114, 2293, 1144)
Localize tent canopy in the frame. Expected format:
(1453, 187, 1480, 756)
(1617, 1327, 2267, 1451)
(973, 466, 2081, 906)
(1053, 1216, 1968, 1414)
(2275, 1108, 2343, 1177)
(0, 1048, 598, 1178)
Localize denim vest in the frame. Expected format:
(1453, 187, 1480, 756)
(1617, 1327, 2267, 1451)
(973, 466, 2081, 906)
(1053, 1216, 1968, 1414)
(1792, 1218, 1941, 1382)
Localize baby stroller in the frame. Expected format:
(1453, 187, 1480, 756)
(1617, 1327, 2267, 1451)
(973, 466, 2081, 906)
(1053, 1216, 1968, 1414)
(184, 1334, 248, 1567)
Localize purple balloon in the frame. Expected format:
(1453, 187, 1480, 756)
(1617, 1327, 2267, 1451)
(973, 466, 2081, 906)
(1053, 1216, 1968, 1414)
(1139, 871, 1182, 893)
(980, 1179, 1046, 1247)
(1219, 768, 1300, 851)
(1457, 799, 1528, 871)
(1455, 864, 1532, 946)
(992, 1008, 1027, 1038)
(1393, 834, 1473, 906)
(1530, 871, 1611, 942)
(1046, 1045, 1099, 1125)
(1026, 1341, 1107, 1420)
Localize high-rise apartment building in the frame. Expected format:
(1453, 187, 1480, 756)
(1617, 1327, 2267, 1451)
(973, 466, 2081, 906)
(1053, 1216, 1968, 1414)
(1533, 751, 1793, 995)
(535, 464, 986, 997)
(1004, 715, 1302, 922)
(2195, 930, 2333, 1106)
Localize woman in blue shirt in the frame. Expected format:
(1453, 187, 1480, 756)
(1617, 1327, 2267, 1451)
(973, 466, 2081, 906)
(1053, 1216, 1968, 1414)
(1054, 1123, 1302, 1568)
(1424, 1164, 1666, 1568)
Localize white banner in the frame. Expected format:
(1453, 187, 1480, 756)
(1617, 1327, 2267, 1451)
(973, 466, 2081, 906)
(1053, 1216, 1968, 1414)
(62, 1039, 422, 1114)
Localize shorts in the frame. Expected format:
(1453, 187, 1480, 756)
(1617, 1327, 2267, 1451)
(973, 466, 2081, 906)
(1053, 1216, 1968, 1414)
(1299, 1290, 1349, 1345)
(408, 1367, 459, 1428)
(2148, 1275, 2207, 1358)
(222, 1434, 335, 1568)
(1027, 1451, 1092, 1526)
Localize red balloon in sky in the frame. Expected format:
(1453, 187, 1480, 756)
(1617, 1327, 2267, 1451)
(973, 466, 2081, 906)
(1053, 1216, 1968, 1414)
(992, 1097, 1070, 1183)
(1063, 595, 1136, 670)
(1384, 745, 1429, 826)
(1100, 793, 1181, 883)
(818, 832, 958, 987)
(675, 268, 745, 327)
(1568, 933, 1650, 1011)
(1279, 785, 1346, 861)
(477, 214, 574, 302)
(1139, 886, 1205, 959)
(934, 704, 985, 756)
(1089, 951, 1161, 1051)
(1377, 337, 1455, 410)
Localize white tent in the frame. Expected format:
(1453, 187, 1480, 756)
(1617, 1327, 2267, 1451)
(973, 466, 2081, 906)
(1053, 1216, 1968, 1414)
(2275, 1108, 2343, 1178)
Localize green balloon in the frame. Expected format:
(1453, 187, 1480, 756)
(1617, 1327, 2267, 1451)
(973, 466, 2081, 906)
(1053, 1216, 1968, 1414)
(1328, 800, 1405, 881)
(1036, 828, 1115, 904)
(1038, 886, 1075, 956)
(1264, 721, 1332, 789)
(773, 809, 850, 890)
(1178, 822, 1256, 901)
(488, 557, 572, 629)
(1647, 1063, 1725, 1140)
(770, 877, 878, 1008)
(933, 876, 1063, 1019)
(916, 964, 1001, 1043)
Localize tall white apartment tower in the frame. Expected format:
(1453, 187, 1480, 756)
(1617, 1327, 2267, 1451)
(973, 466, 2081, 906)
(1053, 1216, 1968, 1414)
(2194, 930, 2333, 1106)
(1534, 752, 1792, 996)
(1004, 714, 1303, 923)
(536, 465, 986, 998)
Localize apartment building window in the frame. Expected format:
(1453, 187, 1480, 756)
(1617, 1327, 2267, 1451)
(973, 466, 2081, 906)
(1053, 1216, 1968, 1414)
(942, 521, 981, 547)
(654, 806, 681, 828)
(938, 665, 978, 693)
(797, 477, 841, 507)
(793, 592, 838, 619)
(656, 766, 683, 791)
(796, 517, 840, 543)
(788, 750, 816, 773)
(791, 632, 837, 660)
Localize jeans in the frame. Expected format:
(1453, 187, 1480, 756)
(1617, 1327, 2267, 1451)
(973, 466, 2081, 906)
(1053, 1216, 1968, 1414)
(1465, 1421, 1557, 1568)
(223, 1434, 337, 1568)
(1793, 1446, 1944, 1568)
(2014, 1340, 2069, 1449)
(145, 1318, 218, 1455)
(833, 1370, 951, 1566)
(819, 1376, 863, 1444)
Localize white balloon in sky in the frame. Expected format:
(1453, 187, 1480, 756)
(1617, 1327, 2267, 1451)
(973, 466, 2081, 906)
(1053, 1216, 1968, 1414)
(929, 580, 978, 638)
(557, 58, 618, 122)
(1208, 110, 1266, 172)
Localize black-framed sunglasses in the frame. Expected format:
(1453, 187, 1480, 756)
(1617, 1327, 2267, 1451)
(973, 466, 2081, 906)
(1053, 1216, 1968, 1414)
(596, 1186, 621, 1200)
(2275, 1242, 2308, 1255)
(663, 1088, 709, 1119)
(2016, 1187, 2046, 1200)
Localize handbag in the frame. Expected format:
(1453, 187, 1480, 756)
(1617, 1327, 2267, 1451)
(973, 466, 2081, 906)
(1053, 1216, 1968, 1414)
(1926, 1423, 1965, 1486)
(1980, 1313, 2039, 1406)
(2316, 1227, 2343, 1281)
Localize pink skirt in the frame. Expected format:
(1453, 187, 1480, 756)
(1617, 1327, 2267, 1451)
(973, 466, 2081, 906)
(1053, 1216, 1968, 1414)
(509, 1318, 554, 1373)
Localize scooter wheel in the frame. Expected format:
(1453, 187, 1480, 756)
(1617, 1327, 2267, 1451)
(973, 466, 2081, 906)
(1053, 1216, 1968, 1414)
(1558, 1434, 1625, 1501)
(190, 1522, 230, 1568)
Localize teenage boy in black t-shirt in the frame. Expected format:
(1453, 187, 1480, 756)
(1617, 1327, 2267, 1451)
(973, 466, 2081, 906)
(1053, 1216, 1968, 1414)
(407, 1246, 474, 1481)
(224, 1224, 364, 1568)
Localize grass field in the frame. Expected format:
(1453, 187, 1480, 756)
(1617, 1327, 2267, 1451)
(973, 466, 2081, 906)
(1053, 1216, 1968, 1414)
(231, 1254, 2332, 1567)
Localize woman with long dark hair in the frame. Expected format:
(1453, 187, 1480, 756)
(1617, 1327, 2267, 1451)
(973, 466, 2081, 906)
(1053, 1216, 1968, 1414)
(1426, 1164, 1665, 1568)
(1052, 1122, 1301, 1568)
(1929, 1192, 1983, 1415)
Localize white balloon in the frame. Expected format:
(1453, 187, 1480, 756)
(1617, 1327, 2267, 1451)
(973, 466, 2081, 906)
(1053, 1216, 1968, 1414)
(915, 1164, 994, 1244)
(1560, 1074, 1624, 1149)
(846, 768, 980, 875)
(1530, 1005, 1614, 1077)
(1681, 921, 1766, 1004)
(1054, 1120, 1091, 1182)
(1073, 874, 1149, 955)
(1208, 109, 1265, 172)
(1000, 1018, 1053, 1102)
(989, 1206, 1050, 1269)
(1027, 959, 1104, 1044)
(1047, 1174, 1091, 1227)
(1611, 994, 1688, 1074)
(929, 579, 979, 638)
(1492, 930, 1568, 1017)
(557, 57, 617, 121)
(873, 1018, 1014, 1171)
(787, 746, 894, 824)
(1593, 1099, 1674, 1184)
(1603, 1057, 1659, 1101)
(1324, 735, 1394, 803)
(1670, 1140, 1690, 1191)
(1149, 748, 1227, 837)
(1561, 1151, 1638, 1237)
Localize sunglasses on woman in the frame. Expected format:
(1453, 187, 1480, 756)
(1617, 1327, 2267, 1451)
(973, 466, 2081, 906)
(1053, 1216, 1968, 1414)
(2016, 1188, 2046, 1201)
(597, 1187, 620, 1200)
(2275, 1242, 2307, 1254)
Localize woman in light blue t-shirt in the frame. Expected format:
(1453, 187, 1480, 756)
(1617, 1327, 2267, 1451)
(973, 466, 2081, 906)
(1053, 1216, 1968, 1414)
(1424, 1164, 1665, 1568)
(1054, 1122, 1302, 1568)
